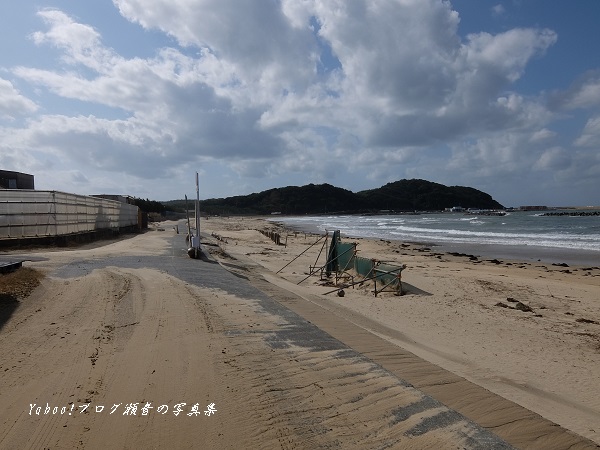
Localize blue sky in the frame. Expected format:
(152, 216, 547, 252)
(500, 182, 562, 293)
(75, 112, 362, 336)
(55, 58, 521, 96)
(1, 1, 599, 207)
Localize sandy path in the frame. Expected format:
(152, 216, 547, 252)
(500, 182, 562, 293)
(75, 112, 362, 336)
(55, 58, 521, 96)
(0, 266, 225, 449)
(0, 226, 520, 449)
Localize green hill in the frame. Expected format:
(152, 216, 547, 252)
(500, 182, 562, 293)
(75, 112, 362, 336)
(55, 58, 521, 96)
(163, 179, 503, 215)
(357, 179, 503, 211)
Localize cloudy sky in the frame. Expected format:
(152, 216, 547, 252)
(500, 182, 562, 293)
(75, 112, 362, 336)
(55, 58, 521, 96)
(1, 1, 599, 206)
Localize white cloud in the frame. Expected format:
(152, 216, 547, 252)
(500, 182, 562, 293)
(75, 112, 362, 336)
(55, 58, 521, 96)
(448, 133, 526, 177)
(0, 78, 38, 119)
(31, 9, 119, 73)
(492, 4, 506, 16)
(570, 81, 600, 109)
(533, 147, 571, 171)
(112, 0, 318, 98)
(6, 0, 596, 204)
(554, 71, 600, 110)
(574, 115, 600, 147)
(11, 9, 284, 176)
(530, 128, 557, 142)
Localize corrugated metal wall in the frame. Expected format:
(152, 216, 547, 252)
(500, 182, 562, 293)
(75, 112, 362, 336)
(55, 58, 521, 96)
(0, 190, 139, 240)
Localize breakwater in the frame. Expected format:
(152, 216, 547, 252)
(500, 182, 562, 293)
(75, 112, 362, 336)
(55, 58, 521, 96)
(541, 211, 600, 217)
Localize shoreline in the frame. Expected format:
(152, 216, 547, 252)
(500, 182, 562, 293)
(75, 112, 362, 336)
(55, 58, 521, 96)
(269, 217, 600, 268)
(433, 240, 600, 267)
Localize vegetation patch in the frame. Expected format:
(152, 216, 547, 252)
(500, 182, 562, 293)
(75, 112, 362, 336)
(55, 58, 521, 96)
(0, 267, 45, 303)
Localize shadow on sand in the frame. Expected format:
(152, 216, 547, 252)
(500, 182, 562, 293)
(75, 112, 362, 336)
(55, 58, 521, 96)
(0, 295, 19, 331)
(402, 282, 433, 296)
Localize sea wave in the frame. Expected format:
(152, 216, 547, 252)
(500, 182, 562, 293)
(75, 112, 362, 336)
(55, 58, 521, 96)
(275, 214, 600, 252)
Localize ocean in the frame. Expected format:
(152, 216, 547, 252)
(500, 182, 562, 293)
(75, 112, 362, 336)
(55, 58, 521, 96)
(273, 211, 600, 266)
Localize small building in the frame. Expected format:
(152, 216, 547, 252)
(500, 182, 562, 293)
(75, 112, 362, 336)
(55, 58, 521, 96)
(519, 206, 548, 211)
(0, 170, 34, 190)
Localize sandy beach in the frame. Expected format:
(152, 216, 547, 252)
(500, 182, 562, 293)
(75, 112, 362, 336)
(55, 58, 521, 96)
(201, 215, 600, 446)
(1, 216, 599, 449)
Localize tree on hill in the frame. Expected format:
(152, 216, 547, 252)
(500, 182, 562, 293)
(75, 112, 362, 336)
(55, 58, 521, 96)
(161, 179, 504, 215)
(200, 183, 359, 215)
(132, 197, 168, 215)
(357, 179, 503, 211)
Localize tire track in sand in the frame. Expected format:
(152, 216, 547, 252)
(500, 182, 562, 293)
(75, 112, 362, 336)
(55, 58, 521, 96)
(0, 269, 133, 449)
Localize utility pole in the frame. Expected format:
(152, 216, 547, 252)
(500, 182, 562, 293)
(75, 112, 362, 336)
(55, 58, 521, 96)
(195, 171, 200, 259)
(187, 172, 202, 259)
